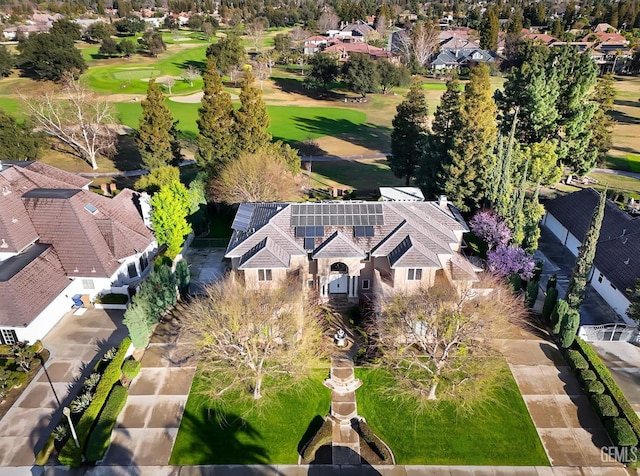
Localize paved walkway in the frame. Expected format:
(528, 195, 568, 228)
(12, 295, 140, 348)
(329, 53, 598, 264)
(4, 464, 633, 475)
(495, 320, 620, 469)
(0, 308, 127, 466)
(102, 306, 197, 466)
(183, 247, 227, 294)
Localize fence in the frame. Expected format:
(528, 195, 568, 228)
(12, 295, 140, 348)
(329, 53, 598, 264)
(578, 324, 638, 343)
(191, 237, 229, 248)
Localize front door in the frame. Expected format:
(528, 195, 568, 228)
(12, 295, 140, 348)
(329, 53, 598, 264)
(328, 274, 348, 294)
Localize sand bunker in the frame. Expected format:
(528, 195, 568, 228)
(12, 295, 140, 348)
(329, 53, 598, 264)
(169, 91, 239, 103)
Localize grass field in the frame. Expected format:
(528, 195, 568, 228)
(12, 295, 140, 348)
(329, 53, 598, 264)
(169, 370, 330, 465)
(355, 364, 549, 466)
(114, 101, 368, 144)
(308, 158, 403, 191)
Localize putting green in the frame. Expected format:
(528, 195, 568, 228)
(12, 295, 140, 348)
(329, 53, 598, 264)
(112, 69, 162, 80)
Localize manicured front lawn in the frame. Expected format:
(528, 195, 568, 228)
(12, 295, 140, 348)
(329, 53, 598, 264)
(169, 370, 331, 465)
(355, 363, 549, 466)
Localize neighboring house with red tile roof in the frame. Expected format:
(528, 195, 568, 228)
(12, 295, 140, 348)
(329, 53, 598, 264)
(0, 161, 157, 345)
(225, 197, 480, 304)
(543, 188, 640, 323)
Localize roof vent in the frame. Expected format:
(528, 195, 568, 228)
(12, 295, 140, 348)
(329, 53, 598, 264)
(0, 238, 8, 248)
(623, 237, 628, 245)
(438, 195, 448, 207)
(622, 228, 627, 236)
(1, 186, 10, 196)
(625, 258, 630, 265)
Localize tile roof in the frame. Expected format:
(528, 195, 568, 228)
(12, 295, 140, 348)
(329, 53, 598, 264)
(545, 188, 640, 295)
(0, 244, 70, 327)
(312, 231, 366, 259)
(239, 237, 290, 269)
(24, 162, 92, 189)
(227, 201, 476, 279)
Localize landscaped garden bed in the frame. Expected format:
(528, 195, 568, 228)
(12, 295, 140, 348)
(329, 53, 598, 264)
(94, 293, 129, 310)
(355, 362, 549, 466)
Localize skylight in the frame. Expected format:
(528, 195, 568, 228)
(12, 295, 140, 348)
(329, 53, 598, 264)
(84, 203, 98, 214)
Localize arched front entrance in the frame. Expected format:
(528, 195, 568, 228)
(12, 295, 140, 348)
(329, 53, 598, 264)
(328, 262, 348, 294)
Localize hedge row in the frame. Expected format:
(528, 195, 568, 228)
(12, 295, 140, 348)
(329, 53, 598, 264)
(565, 349, 588, 371)
(591, 394, 619, 419)
(357, 420, 394, 464)
(301, 418, 333, 462)
(606, 418, 639, 447)
(85, 385, 129, 462)
(58, 337, 131, 467)
(122, 359, 141, 379)
(573, 337, 640, 442)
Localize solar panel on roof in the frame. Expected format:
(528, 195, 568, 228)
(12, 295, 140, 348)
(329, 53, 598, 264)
(290, 201, 384, 227)
(232, 206, 253, 231)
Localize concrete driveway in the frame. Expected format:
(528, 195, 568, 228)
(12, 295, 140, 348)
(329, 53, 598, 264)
(591, 342, 640, 414)
(0, 308, 127, 466)
(536, 226, 622, 326)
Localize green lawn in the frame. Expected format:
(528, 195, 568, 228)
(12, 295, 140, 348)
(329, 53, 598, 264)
(0, 97, 21, 116)
(83, 44, 208, 94)
(170, 370, 331, 464)
(114, 102, 367, 144)
(355, 364, 549, 466)
(309, 158, 403, 191)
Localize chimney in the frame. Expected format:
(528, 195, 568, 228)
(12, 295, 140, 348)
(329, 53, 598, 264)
(100, 183, 110, 195)
(438, 195, 448, 207)
(110, 183, 117, 193)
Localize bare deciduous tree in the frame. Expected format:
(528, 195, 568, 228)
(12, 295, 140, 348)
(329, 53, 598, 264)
(182, 65, 201, 86)
(228, 64, 242, 86)
(254, 56, 269, 90)
(317, 10, 339, 32)
(182, 276, 327, 401)
(245, 18, 267, 51)
(163, 77, 176, 94)
(397, 22, 439, 68)
(367, 275, 525, 404)
(21, 74, 116, 170)
(210, 150, 303, 204)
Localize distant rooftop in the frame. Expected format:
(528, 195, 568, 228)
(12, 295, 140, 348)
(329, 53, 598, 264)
(380, 187, 425, 202)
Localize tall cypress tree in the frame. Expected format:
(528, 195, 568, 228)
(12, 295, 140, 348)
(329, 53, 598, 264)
(479, 6, 499, 50)
(494, 109, 518, 219)
(389, 81, 430, 187)
(137, 79, 177, 170)
(566, 190, 606, 310)
(234, 69, 271, 155)
(522, 186, 545, 252)
(417, 77, 462, 196)
(196, 57, 235, 176)
(442, 64, 497, 212)
(509, 159, 528, 245)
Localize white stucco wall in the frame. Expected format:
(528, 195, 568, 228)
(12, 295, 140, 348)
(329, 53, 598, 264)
(543, 213, 568, 244)
(11, 281, 77, 343)
(591, 267, 633, 324)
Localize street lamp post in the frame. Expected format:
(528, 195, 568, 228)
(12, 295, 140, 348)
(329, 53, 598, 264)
(62, 407, 80, 448)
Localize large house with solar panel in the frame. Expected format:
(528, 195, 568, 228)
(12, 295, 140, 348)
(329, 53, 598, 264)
(225, 196, 481, 301)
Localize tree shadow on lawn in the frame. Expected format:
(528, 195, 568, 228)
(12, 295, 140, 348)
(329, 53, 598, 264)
(277, 116, 391, 154)
(172, 408, 270, 464)
(172, 58, 206, 72)
(112, 134, 143, 172)
(271, 77, 348, 101)
(613, 99, 640, 108)
(608, 110, 640, 125)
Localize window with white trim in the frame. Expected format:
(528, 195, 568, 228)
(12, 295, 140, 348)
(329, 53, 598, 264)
(0, 329, 17, 345)
(407, 269, 423, 281)
(127, 262, 138, 279)
(258, 269, 272, 281)
(362, 279, 370, 290)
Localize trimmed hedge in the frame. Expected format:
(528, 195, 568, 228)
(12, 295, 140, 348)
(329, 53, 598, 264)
(565, 350, 589, 371)
(578, 369, 597, 383)
(542, 287, 558, 321)
(574, 337, 640, 441)
(584, 380, 605, 395)
(606, 418, 639, 447)
(58, 337, 131, 467)
(122, 359, 141, 379)
(591, 394, 619, 419)
(85, 385, 129, 462)
(301, 418, 333, 462)
(357, 420, 394, 464)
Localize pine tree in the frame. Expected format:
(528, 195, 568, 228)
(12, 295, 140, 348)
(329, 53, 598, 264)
(566, 190, 606, 310)
(417, 77, 463, 197)
(123, 302, 151, 350)
(234, 69, 271, 155)
(442, 64, 497, 212)
(137, 79, 177, 170)
(587, 73, 616, 167)
(494, 109, 518, 218)
(479, 6, 499, 50)
(196, 57, 235, 176)
(388, 81, 430, 186)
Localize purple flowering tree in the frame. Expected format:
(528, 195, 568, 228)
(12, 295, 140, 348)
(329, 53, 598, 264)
(469, 210, 512, 250)
(487, 245, 535, 281)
